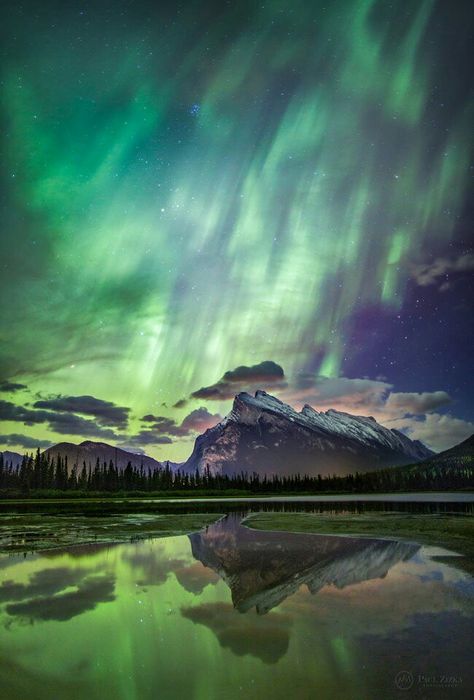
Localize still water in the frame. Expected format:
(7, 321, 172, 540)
(0, 513, 472, 699)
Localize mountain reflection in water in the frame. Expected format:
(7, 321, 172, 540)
(0, 511, 472, 700)
(189, 514, 419, 614)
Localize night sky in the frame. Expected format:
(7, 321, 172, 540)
(1, 0, 473, 460)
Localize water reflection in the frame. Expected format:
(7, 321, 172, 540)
(1, 567, 115, 622)
(0, 513, 472, 700)
(189, 514, 419, 613)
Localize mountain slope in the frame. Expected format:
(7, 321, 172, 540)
(0, 451, 24, 469)
(182, 390, 432, 477)
(43, 440, 162, 472)
(404, 434, 474, 472)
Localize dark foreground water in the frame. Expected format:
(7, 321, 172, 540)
(0, 510, 473, 699)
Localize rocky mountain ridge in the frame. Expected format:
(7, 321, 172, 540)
(182, 390, 433, 477)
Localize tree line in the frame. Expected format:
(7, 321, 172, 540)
(0, 449, 472, 496)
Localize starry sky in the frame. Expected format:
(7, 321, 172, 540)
(1, 0, 473, 460)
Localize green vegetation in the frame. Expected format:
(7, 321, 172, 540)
(246, 512, 474, 575)
(0, 512, 222, 554)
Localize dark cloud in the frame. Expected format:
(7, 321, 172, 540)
(33, 395, 130, 428)
(123, 549, 185, 586)
(0, 400, 49, 424)
(120, 414, 180, 446)
(174, 563, 220, 595)
(139, 407, 221, 439)
(140, 415, 178, 432)
(116, 406, 220, 449)
(0, 567, 85, 603)
(1, 567, 115, 622)
(173, 398, 188, 409)
(0, 399, 121, 440)
(191, 361, 286, 401)
(0, 381, 27, 393)
(223, 361, 284, 383)
(45, 413, 120, 440)
(181, 602, 292, 664)
(6, 574, 115, 622)
(0, 433, 53, 449)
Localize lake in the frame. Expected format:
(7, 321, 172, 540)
(0, 500, 473, 699)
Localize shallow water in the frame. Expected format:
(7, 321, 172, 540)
(0, 513, 472, 699)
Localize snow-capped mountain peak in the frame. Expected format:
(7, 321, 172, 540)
(182, 391, 432, 477)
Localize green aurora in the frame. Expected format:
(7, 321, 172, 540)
(0, 525, 472, 699)
(1, 0, 472, 459)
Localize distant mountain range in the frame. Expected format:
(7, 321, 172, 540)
(43, 440, 162, 472)
(3, 392, 472, 480)
(182, 390, 433, 477)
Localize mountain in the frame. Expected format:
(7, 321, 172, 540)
(43, 440, 162, 472)
(182, 390, 433, 477)
(0, 450, 24, 469)
(404, 433, 474, 472)
(189, 514, 419, 614)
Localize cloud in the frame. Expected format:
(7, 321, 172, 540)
(0, 381, 27, 393)
(0, 400, 49, 424)
(121, 414, 183, 446)
(140, 415, 179, 431)
(181, 602, 292, 664)
(222, 361, 285, 383)
(45, 413, 120, 440)
(0, 433, 53, 449)
(389, 413, 474, 452)
(0, 567, 87, 603)
(0, 567, 115, 622)
(174, 563, 220, 594)
(412, 253, 474, 288)
(138, 407, 221, 439)
(6, 574, 115, 622)
(184, 367, 468, 451)
(0, 399, 121, 441)
(180, 408, 222, 434)
(33, 395, 130, 429)
(266, 375, 463, 451)
(280, 375, 392, 412)
(173, 398, 188, 409)
(123, 549, 186, 587)
(384, 391, 451, 415)
(191, 361, 286, 400)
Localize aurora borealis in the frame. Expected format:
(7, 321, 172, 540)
(0, 517, 472, 698)
(1, 0, 473, 459)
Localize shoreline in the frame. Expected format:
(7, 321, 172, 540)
(1, 490, 474, 505)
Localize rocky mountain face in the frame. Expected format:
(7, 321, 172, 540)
(182, 390, 433, 477)
(0, 450, 24, 469)
(189, 514, 419, 614)
(43, 440, 162, 472)
(414, 433, 473, 470)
